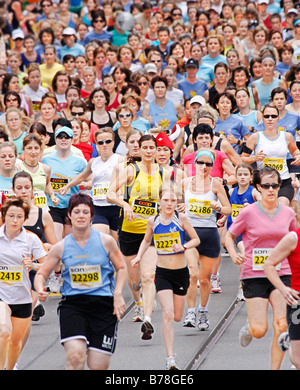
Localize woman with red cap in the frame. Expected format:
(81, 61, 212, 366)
(155, 132, 186, 185)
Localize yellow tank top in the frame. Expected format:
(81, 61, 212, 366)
(121, 162, 165, 234)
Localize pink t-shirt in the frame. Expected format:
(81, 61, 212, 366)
(229, 202, 296, 280)
(182, 150, 228, 177)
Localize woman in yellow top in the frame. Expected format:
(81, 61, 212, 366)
(39, 44, 64, 89)
(107, 134, 171, 339)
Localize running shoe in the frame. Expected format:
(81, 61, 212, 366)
(278, 331, 290, 351)
(197, 310, 209, 331)
(31, 303, 45, 322)
(239, 323, 252, 347)
(166, 355, 179, 370)
(183, 311, 196, 328)
(211, 275, 222, 293)
(141, 321, 154, 340)
(132, 304, 144, 322)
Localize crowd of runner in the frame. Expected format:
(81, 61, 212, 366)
(0, 0, 299, 371)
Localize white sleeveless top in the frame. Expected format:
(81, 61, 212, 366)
(184, 177, 219, 228)
(254, 131, 290, 180)
(91, 153, 120, 207)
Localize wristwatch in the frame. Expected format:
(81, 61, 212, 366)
(183, 244, 188, 251)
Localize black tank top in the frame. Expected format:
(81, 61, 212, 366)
(24, 207, 46, 243)
(90, 111, 114, 129)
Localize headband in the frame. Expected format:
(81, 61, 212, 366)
(261, 56, 275, 64)
(294, 19, 300, 27)
(194, 150, 215, 165)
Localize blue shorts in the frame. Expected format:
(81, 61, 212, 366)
(185, 227, 221, 258)
(92, 205, 120, 231)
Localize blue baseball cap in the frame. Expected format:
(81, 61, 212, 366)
(55, 126, 73, 138)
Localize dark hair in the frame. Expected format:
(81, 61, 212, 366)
(63, 54, 76, 64)
(2, 73, 19, 95)
(1, 196, 30, 223)
(39, 27, 55, 45)
(67, 193, 95, 219)
(0, 130, 9, 141)
(29, 121, 47, 136)
(139, 134, 157, 147)
(52, 70, 72, 93)
(150, 75, 168, 89)
(212, 91, 237, 113)
(86, 87, 110, 110)
(22, 133, 42, 150)
(192, 123, 214, 143)
(253, 167, 281, 190)
(52, 117, 72, 131)
(230, 65, 250, 87)
(249, 57, 262, 78)
(271, 87, 288, 100)
(262, 103, 280, 116)
(12, 171, 33, 189)
(91, 9, 106, 27)
(4, 91, 21, 107)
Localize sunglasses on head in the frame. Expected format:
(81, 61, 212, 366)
(196, 160, 213, 167)
(56, 133, 72, 139)
(97, 139, 113, 145)
(263, 114, 278, 119)
(260, 183, 280, 189)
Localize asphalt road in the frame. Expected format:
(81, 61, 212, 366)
(14, 254, 295, 371)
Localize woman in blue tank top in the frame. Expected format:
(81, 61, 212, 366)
(142, 75, 184, 134)
(131, 182, 199, 370)
(235, 87, 262, 131)
(252, 56, 286, 110)
(34, 193, 126, 370)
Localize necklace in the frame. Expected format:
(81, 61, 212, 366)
(24, 160, 39, 168)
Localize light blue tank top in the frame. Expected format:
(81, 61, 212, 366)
(0, 174, 14, 197)
(254, 78, 280, 108)
(60, 229, 115, 297)
(237, 111, 258, 129)
(149, 99, 178, 132)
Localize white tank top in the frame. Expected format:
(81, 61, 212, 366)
(254, 131, 290, 180)
(91, 153, 120, 207)
(185, 177, 219, 228)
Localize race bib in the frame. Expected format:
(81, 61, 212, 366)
(34, 191, 47, 208)
(153, 231, 181, 255)
(252, 248, 281, 271)
(188, 199, 212, 217)
(263, 158, 283, 172)
(69, 264, 102, 289)
(0, 189, 14, 198)
(0, 265, 23, 286)
(232, 204, 244, 220)
(132, 199, 157, 218)
(50, 178, 69, 193)
(93, 183, 109, 200)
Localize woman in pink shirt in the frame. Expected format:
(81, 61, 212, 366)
(225, 166, 297, 370)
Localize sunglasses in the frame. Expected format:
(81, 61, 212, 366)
(263, 114, 278, 119)
(56, 133, 72, 139)
(137, 81, 148, 86)
(260, 183, 280, 189)
(71, 111, 85, 116)
(97, 139, 113, 145)
(94, 19, 104, 23)
(196, 160, 213, 167)
(151, 59, 162, 63)
(119, 113, 132, 118)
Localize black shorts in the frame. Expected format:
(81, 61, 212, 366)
(0, 299, 32, 318)
(155, 266, 190, 296)
(287, 159, 300, 174)
(287, 301, 300, 340)
(278, 178, 294, 202)
(58, 295, 118, 355)
(118, 230, 144, 257)
(92, 205, 120, 231)
(185, 227, 221, 258)
(49, 206, 69, 225)
(242, 275, 291, 299)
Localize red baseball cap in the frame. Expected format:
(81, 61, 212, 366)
(156, 132, 173, 150)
